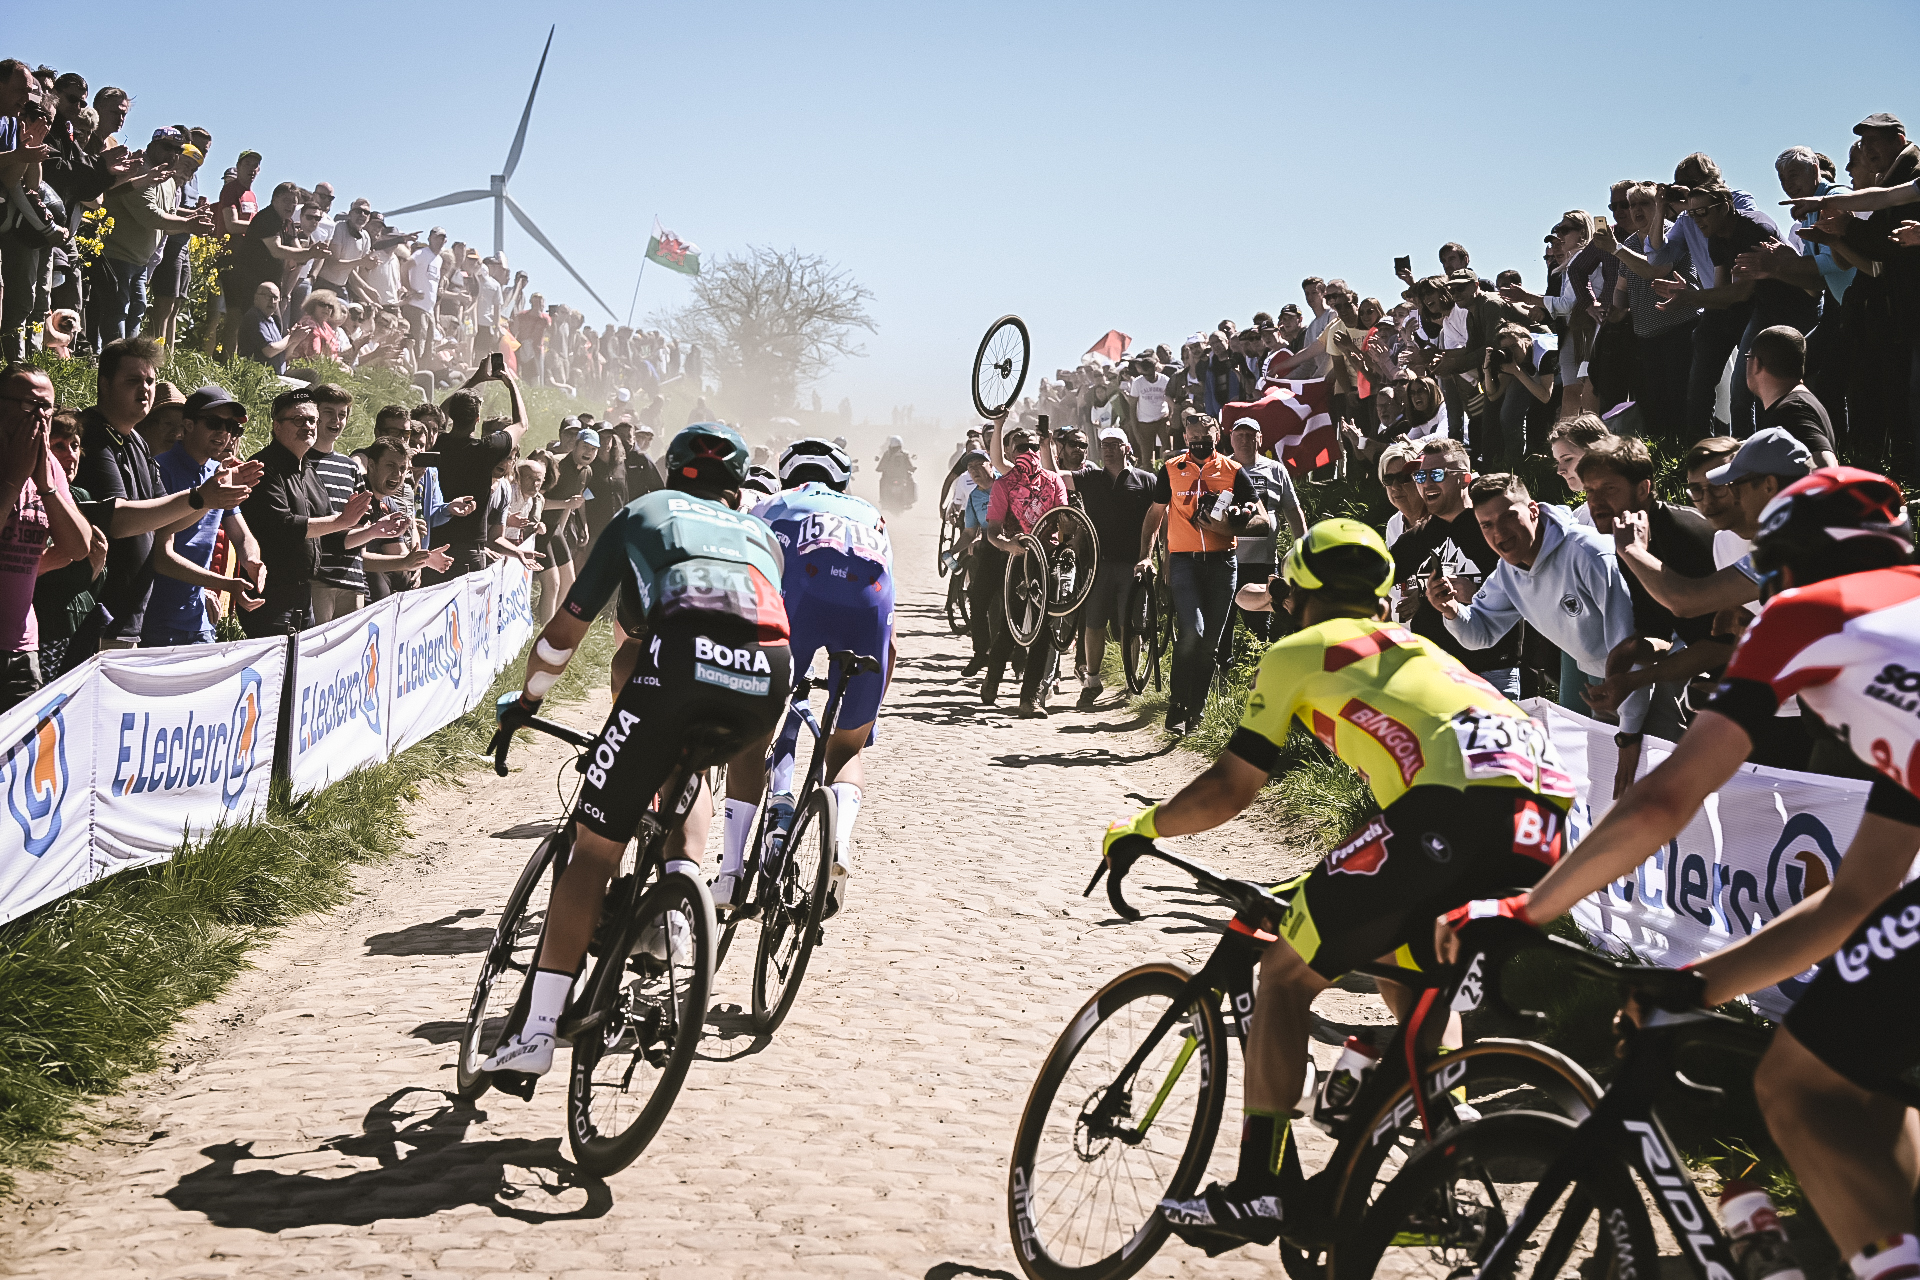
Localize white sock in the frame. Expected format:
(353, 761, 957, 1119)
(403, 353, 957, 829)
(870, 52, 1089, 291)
(722, 798, 758, 875)
(1852, 1234, 1920, 1280)
(828, 782, 862, 864)
(526, 967, 574, 1038)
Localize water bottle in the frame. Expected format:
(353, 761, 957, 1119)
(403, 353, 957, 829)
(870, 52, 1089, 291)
(1315, 1036, 1379, 1120)
(1717, 1180, 1805, 1280)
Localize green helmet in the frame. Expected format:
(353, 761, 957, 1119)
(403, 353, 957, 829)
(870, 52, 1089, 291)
(1281, 517, 1396, 598)
(664, 422, 751, 490)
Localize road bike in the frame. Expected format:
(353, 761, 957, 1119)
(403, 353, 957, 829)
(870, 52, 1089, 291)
(1121, 529, 1172, 695)
(1345, 930, 1776, 1280)
(1005, 837, 1601, 1280)
(453, 710, 733, 1177)
(713, 649, 882, 1035)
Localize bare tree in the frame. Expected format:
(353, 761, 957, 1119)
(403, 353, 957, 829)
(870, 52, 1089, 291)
(656, 246, 876, 422)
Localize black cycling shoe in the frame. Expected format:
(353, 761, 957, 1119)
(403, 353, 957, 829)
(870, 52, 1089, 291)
(1157, 1178, 1294, 1256)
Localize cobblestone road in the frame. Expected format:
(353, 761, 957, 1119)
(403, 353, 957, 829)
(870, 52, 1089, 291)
(5, 502, 1379, 1279)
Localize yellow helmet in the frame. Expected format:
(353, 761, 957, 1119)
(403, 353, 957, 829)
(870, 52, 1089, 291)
(1280, 518, 1395, 598)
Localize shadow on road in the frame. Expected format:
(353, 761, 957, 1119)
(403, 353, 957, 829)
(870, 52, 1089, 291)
(163, 1087, 611, 1229)
(699, 1002, 774, 1063)
(406, 1020, 469, 1045)
(989, 744, 1175, 769)
(365, 910, 494, 957)
(492, 821, 557, 840)
(927, 1264, 1021, 1280)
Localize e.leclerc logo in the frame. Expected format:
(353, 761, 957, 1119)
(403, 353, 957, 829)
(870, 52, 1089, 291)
(5, 691, 73, 858)
(497, 569, 529, 636)
(112, 665, 266, 811)
(297, 620, 384, 754)
(397, 599, 463, 698)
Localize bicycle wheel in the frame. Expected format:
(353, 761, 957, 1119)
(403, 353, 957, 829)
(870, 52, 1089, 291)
(454, 827, 569, 1099)
(1324, 1039, 1601, 1275)
(973, 314, 1031, 419)
(1007, 964, 1228, 1280)
(947, 565, 972, 635)
(1121, 572, 1155, 695)
(1003, 533, 1048, 649)
(1340, 1111, 1655, 1280)
(752, 790, 832, 1034)
(565, 866, 715, 1176)
(1030, 505, 1099, 617)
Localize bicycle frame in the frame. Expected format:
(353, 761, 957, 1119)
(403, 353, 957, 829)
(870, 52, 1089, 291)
(745, 650, 878, 903)
(1472, 1007, 1754, 1280)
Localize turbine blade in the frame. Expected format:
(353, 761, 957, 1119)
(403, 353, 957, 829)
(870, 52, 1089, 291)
(503, 194, 619, 320)
(382, 189, 491, 217)
(501, 25, 554, 182)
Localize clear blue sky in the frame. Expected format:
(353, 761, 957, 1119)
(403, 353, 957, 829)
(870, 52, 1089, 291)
(16, 0, 1919, 437)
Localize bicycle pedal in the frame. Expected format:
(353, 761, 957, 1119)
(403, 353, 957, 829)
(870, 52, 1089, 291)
(492, 1071, 540, 1102)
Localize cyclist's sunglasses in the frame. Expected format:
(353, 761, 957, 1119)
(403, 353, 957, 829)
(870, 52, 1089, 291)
(1410, 467, 1460, 484)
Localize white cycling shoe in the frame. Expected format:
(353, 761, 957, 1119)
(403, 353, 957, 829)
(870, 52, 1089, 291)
(637, 911, 694, 966)
(710, 871, 740, 914)
(480, 1031, 555, 1076)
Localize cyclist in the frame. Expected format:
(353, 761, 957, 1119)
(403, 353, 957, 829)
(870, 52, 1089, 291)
(711, 436, 893, 919)
(1440, 466, 1920, 1279)
(1099, 517, 1574, 1253)
(481, 423, 792, 1078)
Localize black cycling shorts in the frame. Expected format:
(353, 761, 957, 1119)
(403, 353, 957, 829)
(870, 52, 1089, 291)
(1783, 874, 1920, 1107)
(573, 619, 790, 845)
(1277, 785, 1570, 979)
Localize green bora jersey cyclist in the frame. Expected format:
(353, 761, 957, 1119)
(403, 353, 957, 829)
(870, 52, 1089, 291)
(1441, 467, 1920, 1280)
(1099, 517, 1576, 1254)
(483, 423, 793, 1079)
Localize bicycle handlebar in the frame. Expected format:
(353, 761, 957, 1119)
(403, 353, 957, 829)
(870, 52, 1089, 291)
(1085, 835, 1291, 924)
(489, 714, 597, 777)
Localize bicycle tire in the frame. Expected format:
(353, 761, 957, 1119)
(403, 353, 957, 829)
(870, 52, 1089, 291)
(1121, 573, 1155, 695)
(938, 511, 956, 578)
(751, 789, 833, 1035)
(947, 565, 972, 635)
(1322, 1039, 1602, 1277)
(454, 827, 569, 1099)
(1030, 504, 1100, 618)
(1003, 533, 1048, 649)
(1339, 1110, 1655, 1280)
(1007, 964, 1228, 1280)
(973, 314, 1031, 420)
(565, 867, 715, 1176)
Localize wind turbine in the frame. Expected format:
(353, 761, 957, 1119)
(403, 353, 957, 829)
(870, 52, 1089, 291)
(384, 26, 617, 318)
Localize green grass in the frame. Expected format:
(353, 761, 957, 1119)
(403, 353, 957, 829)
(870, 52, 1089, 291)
(0, 617, 616, 1190)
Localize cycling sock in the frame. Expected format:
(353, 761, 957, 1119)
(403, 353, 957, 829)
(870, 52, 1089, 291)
(1235, 1110, 1291, 1190)
(721, 798, 757, 876)
(1852, 1234, 1920, 1280)
(829, 782, 862, 860)
(525, 967, 575, 1039)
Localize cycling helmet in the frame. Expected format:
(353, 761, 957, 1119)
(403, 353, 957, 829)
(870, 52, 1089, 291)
(778, 437, 853, 491)
(665, 422, 750, 491)
(1280, 518, 1396, 599)
(742, 465, 780, 497)
(1750, 466, 1913, 600)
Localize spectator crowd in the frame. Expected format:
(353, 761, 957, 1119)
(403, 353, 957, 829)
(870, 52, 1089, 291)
(948, 109, 1920, 782)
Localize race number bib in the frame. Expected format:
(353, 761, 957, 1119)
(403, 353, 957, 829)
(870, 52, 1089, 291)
(1450, 710, 1574, 796)
(795, 511, 891, 568)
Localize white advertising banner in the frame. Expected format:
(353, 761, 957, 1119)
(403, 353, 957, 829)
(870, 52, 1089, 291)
(387, 577, 473, 756)
(0, 659, 99, 925)
(492, 557, 536, 676)
(90, 637, 286, 866)
(463, 569, 498, 712)
(1525, 699, 1881, 1020)
(288, 597, 399, 795)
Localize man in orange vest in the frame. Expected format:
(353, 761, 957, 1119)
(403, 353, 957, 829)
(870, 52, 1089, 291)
(1138, 409, 1272, 735)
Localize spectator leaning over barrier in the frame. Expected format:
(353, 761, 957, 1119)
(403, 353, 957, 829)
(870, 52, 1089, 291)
(1570, 435, 1717, 742)
(0, 364, 93, 711)
(75, 337, 163, 648)
(144, 386, 264, 646)
(1054, 425, 1156, 710)
(1137, 409, 1268, 736)
(1223, 414, 1306, 663)
(307, 383, 406, 623)
(33, 410, 110, 677)
(1429, 471, 1648, 793)
(354, 438, 449, 601)
(1747, 324, 1839, 468)
(427, 361, 526, 582)
(239, 387, 374, 638)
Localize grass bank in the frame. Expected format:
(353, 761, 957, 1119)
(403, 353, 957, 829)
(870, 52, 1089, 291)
(0, 618, 615, 1192)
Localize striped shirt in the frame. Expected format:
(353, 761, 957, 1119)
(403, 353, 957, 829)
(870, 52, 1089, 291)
(310, 450, 367, 592)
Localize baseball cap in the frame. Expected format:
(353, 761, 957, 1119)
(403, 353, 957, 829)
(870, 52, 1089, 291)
(1445, 268, 1477, 286)
(1705, 427, 1813, 486)
(576, 428, 601, 447)
(616, 387, 631, 402)
(1096, 426, 1128, 444)
(184, 385, 247, 420)
(1854, 112, 1905, 135)
(1229, 416, 1263, 434)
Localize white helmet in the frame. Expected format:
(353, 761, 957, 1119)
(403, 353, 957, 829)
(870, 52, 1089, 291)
(778, 437, 853, 491)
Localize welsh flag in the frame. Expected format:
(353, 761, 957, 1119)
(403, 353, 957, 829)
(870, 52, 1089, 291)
(646, 227, 701, 276)
(1222, 379, 1337, 474)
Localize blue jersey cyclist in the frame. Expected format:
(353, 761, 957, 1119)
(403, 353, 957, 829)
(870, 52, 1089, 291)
(714, 437, 895, 918)
(482, 423, 792, 1079)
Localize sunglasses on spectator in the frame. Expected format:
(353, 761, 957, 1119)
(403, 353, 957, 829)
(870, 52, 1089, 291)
(1382, 469, 1416, 486)
(194, 416, 246, 435)
(1410, 467, 1460, 484)
(1684, 481, 1724, 500)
